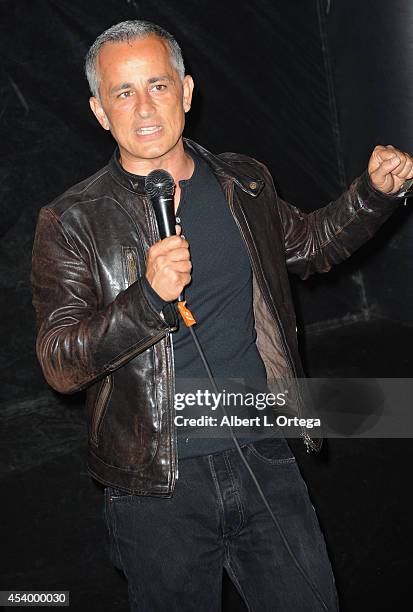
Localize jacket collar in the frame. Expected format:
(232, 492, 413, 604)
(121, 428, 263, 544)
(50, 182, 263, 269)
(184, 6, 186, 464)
(108, 137, 265, 197)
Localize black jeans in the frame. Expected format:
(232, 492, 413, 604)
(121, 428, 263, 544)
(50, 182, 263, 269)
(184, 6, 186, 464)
(104, 438, 339, 611)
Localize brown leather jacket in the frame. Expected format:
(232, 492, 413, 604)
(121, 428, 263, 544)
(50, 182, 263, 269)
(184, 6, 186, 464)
(31, 138, 405, 496)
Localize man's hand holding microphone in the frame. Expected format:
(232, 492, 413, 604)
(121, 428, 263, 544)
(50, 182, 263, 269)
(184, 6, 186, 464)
(145, 225, 192, 302)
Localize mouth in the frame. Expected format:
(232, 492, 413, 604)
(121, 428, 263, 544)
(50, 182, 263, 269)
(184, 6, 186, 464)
(136, 125, 163, 136)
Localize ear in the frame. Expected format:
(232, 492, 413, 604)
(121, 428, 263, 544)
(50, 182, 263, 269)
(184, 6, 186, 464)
(89, 96, 110, 131)
(182, 75, 194, 113)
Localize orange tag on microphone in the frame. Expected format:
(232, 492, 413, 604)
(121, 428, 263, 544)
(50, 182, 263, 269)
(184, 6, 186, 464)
(177, 300, 196, 327)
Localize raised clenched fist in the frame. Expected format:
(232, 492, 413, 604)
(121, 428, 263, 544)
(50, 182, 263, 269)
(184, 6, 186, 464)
(368, 144, 413, 194)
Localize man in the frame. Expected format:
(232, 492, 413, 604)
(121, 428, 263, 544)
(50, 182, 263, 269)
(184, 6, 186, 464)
(31, 20, 412, 612)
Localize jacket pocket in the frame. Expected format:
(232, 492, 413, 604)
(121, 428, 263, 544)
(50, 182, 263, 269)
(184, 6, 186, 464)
(91, 374, 114, 446)
(122, 246, 140, 286)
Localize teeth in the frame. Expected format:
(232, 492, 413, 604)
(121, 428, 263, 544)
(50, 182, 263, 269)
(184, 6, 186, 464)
(138, 126, 161, 134)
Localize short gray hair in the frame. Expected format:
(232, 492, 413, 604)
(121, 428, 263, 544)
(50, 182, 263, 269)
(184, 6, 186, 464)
(85, 20, 185, 98)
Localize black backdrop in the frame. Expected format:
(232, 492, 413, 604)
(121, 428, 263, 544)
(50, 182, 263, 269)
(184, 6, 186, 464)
(1, 1, 413, 610)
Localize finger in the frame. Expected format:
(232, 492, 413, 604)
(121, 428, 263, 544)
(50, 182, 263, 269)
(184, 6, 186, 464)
(378, 151, 395, 162)
(177, 272, 192, 287)
(152, 229, 183, 251)
(371, 156, 402, 182)
(379, 152, 401, 166)
(181, 274, 192, 288)
(369, 145, 399, 175)
(374, 144, 398, 162)
(161, 235, 189, 250)
(164, 267, 191, 283)
(172, 260, 192, 273)
(390, 156, 407, 177)
(166, 247, 191, 262)
(175, 225, 187, 240)
(148, 237, 187, 263)
(392, 156, 413, 179)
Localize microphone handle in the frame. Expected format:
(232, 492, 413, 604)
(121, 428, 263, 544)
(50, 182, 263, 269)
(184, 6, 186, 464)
(154, 196, 184, 302)
(155, 195, 176, 239)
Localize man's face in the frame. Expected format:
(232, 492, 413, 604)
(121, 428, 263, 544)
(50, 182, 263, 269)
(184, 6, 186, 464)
(89, 35, 194, 173)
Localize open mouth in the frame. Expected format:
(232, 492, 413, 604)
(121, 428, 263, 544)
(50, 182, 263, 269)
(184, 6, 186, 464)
(136, 125, 163, 136)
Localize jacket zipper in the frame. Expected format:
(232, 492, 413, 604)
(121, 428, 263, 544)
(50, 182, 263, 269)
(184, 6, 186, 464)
(111, 329, 170, 370)
(168, 332, 178, 481)
(143, 195, 178, 490)
(227, 182, 315, 450)
(91, 374, 113, 445)
(125, 247, 138, 285)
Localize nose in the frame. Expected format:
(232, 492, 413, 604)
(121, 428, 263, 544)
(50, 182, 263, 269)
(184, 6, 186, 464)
(134, 90, 156, 118)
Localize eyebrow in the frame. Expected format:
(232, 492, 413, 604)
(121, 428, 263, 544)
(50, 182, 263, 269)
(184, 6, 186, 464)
(109, 75, 173, 96)
(109, 82, 134, 95)
(147, 75, 173, 84)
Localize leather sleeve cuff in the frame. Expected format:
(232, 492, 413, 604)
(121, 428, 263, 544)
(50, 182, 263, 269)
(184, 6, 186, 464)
(364, 170, 413, 200)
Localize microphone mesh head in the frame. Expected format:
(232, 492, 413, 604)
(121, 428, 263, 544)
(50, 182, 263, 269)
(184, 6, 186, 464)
(145, 169, 175, 198)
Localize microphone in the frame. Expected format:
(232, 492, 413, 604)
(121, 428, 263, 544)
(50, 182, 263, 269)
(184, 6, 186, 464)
(145, 169, 176, 239)
(145, 169, 196, 327)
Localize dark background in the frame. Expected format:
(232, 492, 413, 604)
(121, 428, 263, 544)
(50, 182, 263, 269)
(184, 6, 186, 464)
(1, 0, 413, 610)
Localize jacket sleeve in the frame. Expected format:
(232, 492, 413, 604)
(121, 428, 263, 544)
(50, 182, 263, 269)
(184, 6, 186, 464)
(31, 207, 170, 394)
(277, 170, 409, 279)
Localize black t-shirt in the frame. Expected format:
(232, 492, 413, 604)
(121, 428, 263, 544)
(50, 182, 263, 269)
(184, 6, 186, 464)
(169, 152, 266, 458)
(172, 152, 265, 380)
(143, 150, 268, 458)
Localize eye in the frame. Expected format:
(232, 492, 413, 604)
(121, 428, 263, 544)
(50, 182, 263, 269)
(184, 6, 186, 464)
(118, 90, 133, 99)
(150, 83, 167, 93)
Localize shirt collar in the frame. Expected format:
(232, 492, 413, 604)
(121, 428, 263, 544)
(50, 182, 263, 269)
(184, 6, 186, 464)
(108, 138, 265, 197)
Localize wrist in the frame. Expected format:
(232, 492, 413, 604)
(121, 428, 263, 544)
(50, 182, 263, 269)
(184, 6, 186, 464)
(142, 276, 169, 311)
(367, 172, 413, 198)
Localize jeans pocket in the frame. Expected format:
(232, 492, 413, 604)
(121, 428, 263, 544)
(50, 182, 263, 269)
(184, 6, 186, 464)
(248, 437, 296, 464)
(106, 486, 133, 501)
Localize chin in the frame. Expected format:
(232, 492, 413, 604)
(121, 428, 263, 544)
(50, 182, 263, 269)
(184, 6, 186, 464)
(141, 146, 175, 162)
(131, 141, 164, 157)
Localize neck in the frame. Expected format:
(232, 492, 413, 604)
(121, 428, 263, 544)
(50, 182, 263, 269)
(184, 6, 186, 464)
(119, 139, 194, 184)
